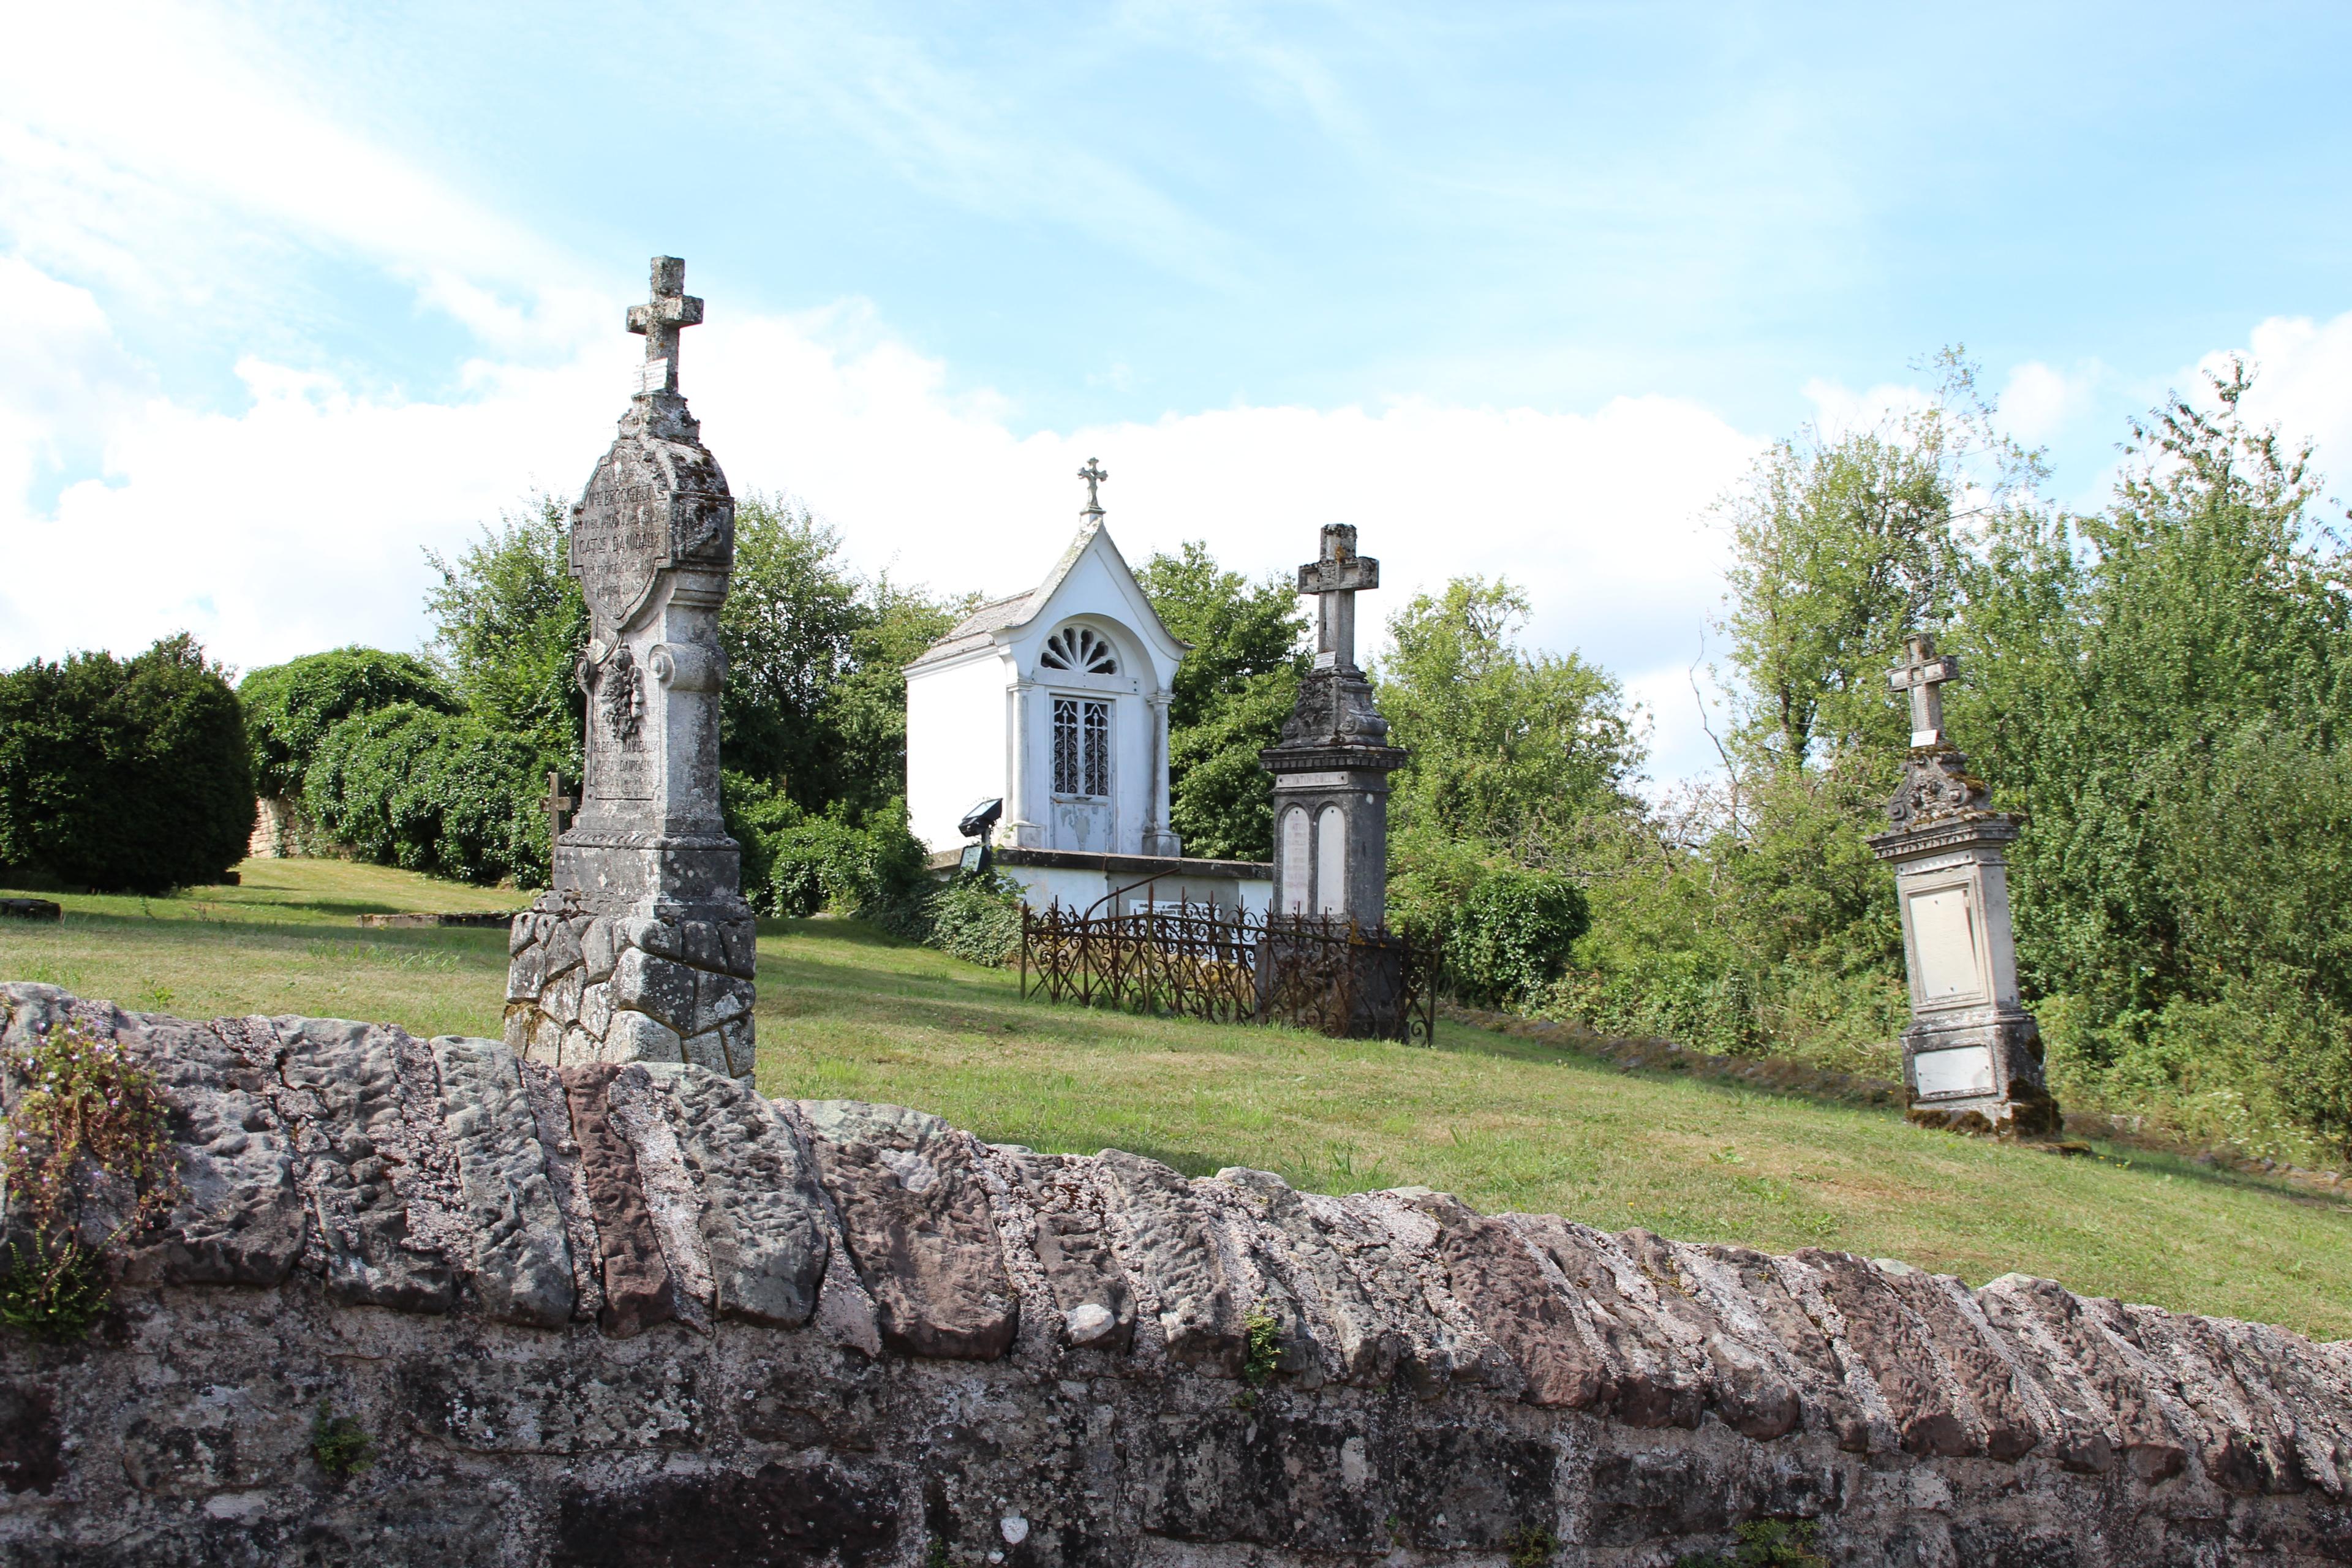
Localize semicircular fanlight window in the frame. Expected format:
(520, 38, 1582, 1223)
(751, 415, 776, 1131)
(1039, 625, 1119, 675)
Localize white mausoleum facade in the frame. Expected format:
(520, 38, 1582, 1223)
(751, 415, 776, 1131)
(903, 500, 1272, 915)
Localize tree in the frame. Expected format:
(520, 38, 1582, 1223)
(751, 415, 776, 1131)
(0, 635, 254, 892)
(1374, 577, 1640, 973)
(423, 495, 586, 761)
(720, 496, 870, 799)
(238, 647, 457, 800)
(1137, 543, 1306, 860)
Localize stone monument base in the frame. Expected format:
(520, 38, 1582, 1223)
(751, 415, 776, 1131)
(1902, 1009, 2062, 1137)
(505, 890, 757, 1083)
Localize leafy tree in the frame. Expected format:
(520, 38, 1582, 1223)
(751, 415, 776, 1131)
(722, 496, 870, 799)
(1137, 543, 1306, 861)
(814, 575, 964, 820)
(1373, 577, 1640, 1001)
(0, 636, 255, 893)
(238, 647, 456, 799)
(423, 494, 586, 761)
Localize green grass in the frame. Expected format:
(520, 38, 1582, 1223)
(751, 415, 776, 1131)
(5, 858, 2349, 1339)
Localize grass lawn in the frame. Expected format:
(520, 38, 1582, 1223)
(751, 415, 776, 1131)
(4, 858, 2348, 1340)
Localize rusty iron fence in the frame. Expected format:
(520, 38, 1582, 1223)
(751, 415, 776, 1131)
(1018, 888, 1441, 1042)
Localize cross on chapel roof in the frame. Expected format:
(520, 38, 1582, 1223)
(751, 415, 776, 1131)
(1078, 458, 1109, 516)
(626, 256, 703, 398)
(1888, 632, 1959, 749)
(1298, 524, 1379, 671)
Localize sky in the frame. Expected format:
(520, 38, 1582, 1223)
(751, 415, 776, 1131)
(6, 1, 2352, 782)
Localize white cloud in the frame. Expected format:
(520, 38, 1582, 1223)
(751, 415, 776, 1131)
(0, 254, 1762, 781)
(1998, 360, 2101, 446)
(2199, 311, 2352, 496)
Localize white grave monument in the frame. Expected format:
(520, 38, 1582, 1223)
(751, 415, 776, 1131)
(1866, 633, 2060, 1136)
(902, 462, 1273, 914)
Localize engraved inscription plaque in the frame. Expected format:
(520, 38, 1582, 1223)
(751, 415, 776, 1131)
(1909, 886, 1981, 1003)
(1913, 1043, 1995, 1099)
(1280, 807, 1310, 912)
(573, 453, 671, 638)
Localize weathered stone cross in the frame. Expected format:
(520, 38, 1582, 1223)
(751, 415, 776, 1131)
(1887, 631, 1960, 748)
(1078, 457, 1109, 514)
(543, 769, 574, 847)
(626, 256, 704, 398)
(1297, 523, 1379, 671)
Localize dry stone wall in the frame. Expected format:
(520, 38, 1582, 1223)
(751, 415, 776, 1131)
(1, 982, 2349, 1567)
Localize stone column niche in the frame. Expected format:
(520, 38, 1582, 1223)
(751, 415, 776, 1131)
(505, 257, 758, 1085)
(1866, 635, 2058, 1136)
(1262, 524, 1404, 927)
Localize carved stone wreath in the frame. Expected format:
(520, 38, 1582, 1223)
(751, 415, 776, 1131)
(600, 646, 644, 742)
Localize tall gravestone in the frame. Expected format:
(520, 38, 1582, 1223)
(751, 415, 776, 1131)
(504, 257, 758, 1085)
(1262, 524, 1406, 925)
(1866, 633, 2058, 1136)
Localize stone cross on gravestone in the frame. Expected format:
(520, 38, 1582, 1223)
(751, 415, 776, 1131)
(1297, 523, 1379, 672)
(1078, 457, 1109, 516)
(627, 257, 704, 398)
(1888, 633, 1959, 749)
(541, 771, 573, 848)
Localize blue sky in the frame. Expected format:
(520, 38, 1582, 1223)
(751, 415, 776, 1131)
(6, 2, 2352, 779)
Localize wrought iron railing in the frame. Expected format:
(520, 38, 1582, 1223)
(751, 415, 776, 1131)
(1018, 886, 1441, 1043)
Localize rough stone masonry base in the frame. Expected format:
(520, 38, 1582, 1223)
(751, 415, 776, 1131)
(3, 984, 2350, 1567)
(504, 897, 758, 1083)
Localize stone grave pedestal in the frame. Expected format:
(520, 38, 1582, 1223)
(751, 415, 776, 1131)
(505, 258, 758, 1084)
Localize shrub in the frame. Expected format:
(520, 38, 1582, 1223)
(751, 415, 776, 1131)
(0, 1014, 183, 1341)
(238, 647, 457, 799)
(723, 774, 930, 919)
(0, 635, 254, 892)
(1447, 868, 1591, 1009)
(303, 704, 547, 886)
(927, 871, 1025, 966)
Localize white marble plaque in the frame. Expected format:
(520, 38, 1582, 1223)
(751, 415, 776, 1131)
(1315, 804, 1346, 915)
(1909, 886, 1981, 1002)
(1280, 807, 1310, 912)
(1913, 1043, 1995, 1099)
(636, 357, 671, 394)
(1279, 771, 1353, 790)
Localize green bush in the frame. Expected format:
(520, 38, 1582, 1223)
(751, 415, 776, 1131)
(723, 772, 930, 919)
(926, 870, 1025, 966)
(303, 704, 546, 886)
(238, 647, 456, 799)
(1446, 869, 1591, 1008)
(0, 635, 254, 892)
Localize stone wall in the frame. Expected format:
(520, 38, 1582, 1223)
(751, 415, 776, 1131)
(1, 983, 2348, 1567)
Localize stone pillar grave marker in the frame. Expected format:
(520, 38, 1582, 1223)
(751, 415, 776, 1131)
(1867, 631, 2059, 1135)
(1262, 522, 1405, 929)
(503, 256, 759, 1084)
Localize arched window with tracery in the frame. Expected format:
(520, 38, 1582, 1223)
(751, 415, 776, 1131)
(1039, 624, 1119, 676)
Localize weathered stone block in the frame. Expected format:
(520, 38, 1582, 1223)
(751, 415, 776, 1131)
(641, 1063, 827, 1326)
(612, 947, 697, 1031)
(800, 1100, 1017, 1359)
(559, 1063, 676, 1336)
(432, 1036, 575, 1327)
(603, 1008, 682, 1065)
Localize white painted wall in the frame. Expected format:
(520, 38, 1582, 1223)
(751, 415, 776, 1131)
(998, 864, 1273, 918)
(905, 652, 1010, 852)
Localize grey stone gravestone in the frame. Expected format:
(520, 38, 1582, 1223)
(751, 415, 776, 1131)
(1261, 524, 1406, 925)
(1866, 633, 2059, 1136)
(503, 257, 758, 1084)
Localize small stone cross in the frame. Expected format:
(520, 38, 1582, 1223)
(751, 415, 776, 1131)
(543, 770, 575, 847)
(1297, 523, 1379, 671)
(626, 256, 704, 398)
(1888, 632, 1960, 748)
(1078, 458, 1109, 514)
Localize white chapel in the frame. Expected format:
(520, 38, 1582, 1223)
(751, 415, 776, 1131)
(902, 465, 1274, 914)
